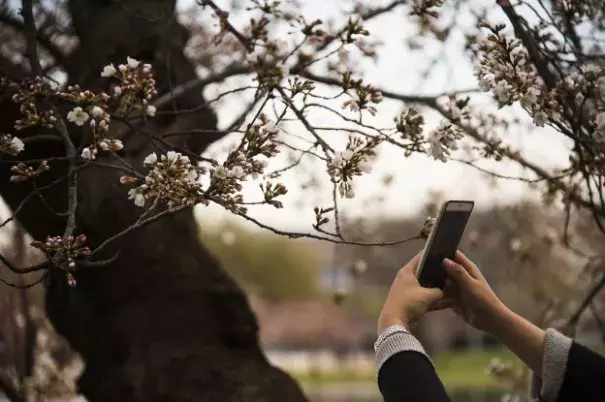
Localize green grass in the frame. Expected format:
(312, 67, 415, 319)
(434, 348, 517, 389)
(293, 347, 517, 390)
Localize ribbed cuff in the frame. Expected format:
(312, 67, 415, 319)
(375, 332, 432, 374)
(530, 328, 572, 401)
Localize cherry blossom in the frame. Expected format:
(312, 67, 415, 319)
(0, 134, 25, 155)
(67, 107, 89, 126)
(101, 64, 117, 77)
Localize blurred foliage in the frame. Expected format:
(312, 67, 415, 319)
(198, 220, 322, 302)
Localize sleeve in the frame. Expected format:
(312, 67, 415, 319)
(556, 339, 605, 402)
(530, 329, 572, 401)
(376, 332, 452, 402)
(530, 328, 605, 402)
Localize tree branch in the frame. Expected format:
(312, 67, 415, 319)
(497, 0, 558, 89)
(0, 252, 49, 274)
(20, 0, 42, 75)
(22, 0, 79, 239)
(565, 272, 605, 335)
(152, 64, 250, 109)
(0, 10, 65, 65)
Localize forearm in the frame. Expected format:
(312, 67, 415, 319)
(490, 306, 546, 374)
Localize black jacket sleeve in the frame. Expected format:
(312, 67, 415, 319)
(377, 351, 451, 402)
(556, 342, 605, 402)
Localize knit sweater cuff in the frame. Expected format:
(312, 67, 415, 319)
(375, 332, 433, 374)
(530, 328, 572, 402)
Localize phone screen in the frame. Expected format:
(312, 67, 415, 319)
(418, 207, 472, 288)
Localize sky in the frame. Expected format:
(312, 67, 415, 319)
(182, 0, 572, 233)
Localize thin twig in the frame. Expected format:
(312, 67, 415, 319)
(89, 205, 189, 256)
(234, 211, 420, 246)
(0, 252, 49, 274)
(0, 272, 47, 289)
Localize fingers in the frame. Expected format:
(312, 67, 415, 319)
(428, 298, 457, 312)
(454, 250, 483, 280)
(442, 279, 458, 299)
(443, 258, 475, 287)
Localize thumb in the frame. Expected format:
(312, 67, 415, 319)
(443, 258, 474, 287)
(423, 287, 444, 304)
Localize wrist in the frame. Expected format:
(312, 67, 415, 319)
(485, 302, 514, 336)
(377, 316, 409, 335)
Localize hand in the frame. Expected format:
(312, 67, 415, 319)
(441, 250, 510, 334)
(378, 252, 444, 334)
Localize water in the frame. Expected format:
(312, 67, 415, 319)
(306, 383, 505, 402)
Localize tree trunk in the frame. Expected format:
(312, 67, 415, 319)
(0, 1, 307, 400)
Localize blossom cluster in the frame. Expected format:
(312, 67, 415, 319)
(209, 121, 283, 212)
(2, 58, 157, 163)
(30, 235, 90, 279)
(247, 40, 290, 87)
(101, 56, 158, 118)
(561, 64, 605, 143)
(426, 120, 463, 162)
(341, 71, 383, 115)
(395, 107, 425, 142)
(0, 133, 25, 155)
(340, 14, 369, 44)
(313, 206, 335, 230)
(410, 0, 445, 19)
(473, 24, 562, 128)
(328, 136, 378, 198)
(3, 76, 58, 130)
(123, 121, 283, 212)
(10, 160, 49, 183)
(122, 151, 204, 208)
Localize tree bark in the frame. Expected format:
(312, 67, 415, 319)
(0, 1, 307, 401)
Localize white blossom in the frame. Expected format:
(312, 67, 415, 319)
(264, 122, 279, 134)
(521, 86, 541, 107)
(67, 107, 89, 126)
(114, 86, 122, 96)
(331, 154, 343, 166)
(231, 166, 245, 179)
(146, 105, 157, 117)
(166, 151, 178, 161)
(341, 150, 354, 161)
(134, 193, 145, 207)
(101, 64, 117, 77)
(81, 148, 92, 160)
(9, 136, 24, 154)
(359, 158, 372, 174)
(127, 57, 140, 68)
(143, 153, 158, 166)
(494, 80, 511, 103)
(188, 169, 199, 182)
(118, 64, 127, 72)
(215, 167, 228, 179)
(91, 106, 104, 119)
(99, 141, 109, 151)
(597, 76, 605, 100)
(112, 139, 124, 150)
(533, 110, 549, 127)
(596, 112, 605, 129)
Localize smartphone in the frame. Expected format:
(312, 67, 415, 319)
(416, 200, 474, 288)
